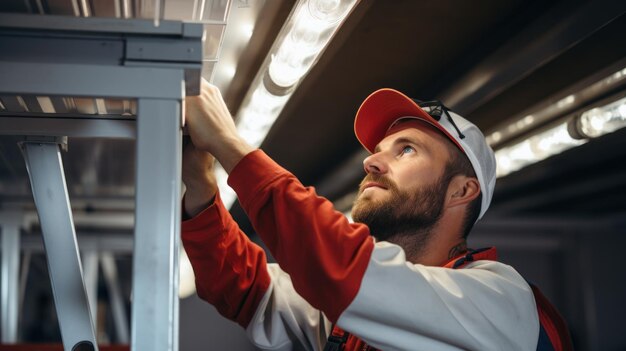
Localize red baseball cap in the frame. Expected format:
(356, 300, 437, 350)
(354, 88, 464, 153)
(353, 88, 497, 220)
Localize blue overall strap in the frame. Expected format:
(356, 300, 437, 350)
(537, 322, 556, 350)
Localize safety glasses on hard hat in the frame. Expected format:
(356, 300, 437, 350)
(412, 99, 466, 140)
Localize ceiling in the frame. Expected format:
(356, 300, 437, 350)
(228, 0, 626, 234)
(1, 0, 625, 236)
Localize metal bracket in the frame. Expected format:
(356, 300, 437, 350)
(19, 135, 68, 151)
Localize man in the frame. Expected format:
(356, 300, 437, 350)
(182, 82, 571, 350)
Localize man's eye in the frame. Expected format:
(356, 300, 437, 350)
(401, 146, 415, 154)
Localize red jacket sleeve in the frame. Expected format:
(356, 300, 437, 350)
(228, 150, 375, 323)
(181, 191, 271, 327)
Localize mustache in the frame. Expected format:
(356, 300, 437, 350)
(359, 174, 399, 193)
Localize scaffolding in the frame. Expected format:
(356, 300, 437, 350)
(0, 12, 204, 351)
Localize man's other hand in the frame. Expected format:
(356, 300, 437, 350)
(182, 137, 218, 218)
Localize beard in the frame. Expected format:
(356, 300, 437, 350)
(351, 173, 448, 246)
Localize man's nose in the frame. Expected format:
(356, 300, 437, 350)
(363, 153, 388, 174)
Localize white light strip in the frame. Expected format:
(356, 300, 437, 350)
(486, 67, 626, 146)
(495, 122, 586, 177)
(490, 66, 626, 178)
(578, 95, 626, 138)
(495, 94, 626, 177)
(215, 0, 360, 209)
(237, 81, 291, 147)
(238, 0, 359, 147)
(268, 0, 357, 88)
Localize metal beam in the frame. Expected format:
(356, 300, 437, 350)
(439, 0, 626, 114)
(17, 251, 30, 338)
(0, 13, 204, 37)
(0, 17, 203, 97)
(0, 29, 202, 68)
(1, 210, 22, 343)
(0, 233, 134, 254)
(101, 252, 130, 343)
(0, 34, 124, 67)
(131, 98, 182, 351)
(0, 63, 185, 99)
(0, 13, 202, 350)
(20, 138, 98, 351)
(82, 251, 100, 327)
(125, 37, 203, 63)
(0, 116, 136, 139)
(12, 209, 134, 232)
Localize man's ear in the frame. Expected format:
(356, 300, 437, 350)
(446, 175, 480, 209)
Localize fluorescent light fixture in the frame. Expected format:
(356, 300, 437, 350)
(237, 0, 360, 146)
(485, 66, 626, 149)
(495, 122, 586, 177)
(238, 83, 291, 147)
(489, 65, 626, 178)
(268, 1, 343, 87)
(495, 93, 626, 177)
(577, 95, 626, 138)
(214, 0, 360, 210)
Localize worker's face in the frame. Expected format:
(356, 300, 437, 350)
(351, 120, 452, 241)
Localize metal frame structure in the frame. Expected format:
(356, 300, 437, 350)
(0, 210, 22, 343)
(20, 137, 98, 350)
(0, 13, 203, 351)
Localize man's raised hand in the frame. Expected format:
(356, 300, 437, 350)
(184, 79, 253, 173)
